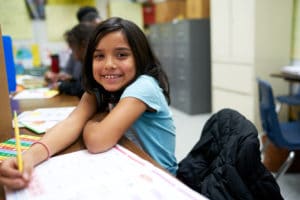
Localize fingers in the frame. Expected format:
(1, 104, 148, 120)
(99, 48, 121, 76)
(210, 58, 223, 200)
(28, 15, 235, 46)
(22, 159, 33, 182)
(0, 158, 31, 190)
(0, 176, 27, 190)
(0, 158, 23, 189)
(0, 158, 21, 178)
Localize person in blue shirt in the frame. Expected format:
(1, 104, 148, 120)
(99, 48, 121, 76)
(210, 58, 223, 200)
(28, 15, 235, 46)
(0, 17, 177, 190)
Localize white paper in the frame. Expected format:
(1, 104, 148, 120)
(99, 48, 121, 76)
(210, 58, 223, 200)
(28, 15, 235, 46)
(5, 146, 207, 200)
(281, 65, 300, 75)
(13, 88, 59, 99)
(16, 107, 75, 134)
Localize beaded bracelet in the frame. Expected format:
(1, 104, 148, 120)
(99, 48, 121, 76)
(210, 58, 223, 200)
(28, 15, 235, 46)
(31, 141, 51, 160)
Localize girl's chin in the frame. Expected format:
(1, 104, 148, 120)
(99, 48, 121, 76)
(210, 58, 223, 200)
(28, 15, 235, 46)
(103, 86, 121, 92)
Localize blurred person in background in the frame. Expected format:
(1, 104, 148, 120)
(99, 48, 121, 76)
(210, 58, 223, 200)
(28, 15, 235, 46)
(50, 23, 96, 97)
(45, 6, 101, 96)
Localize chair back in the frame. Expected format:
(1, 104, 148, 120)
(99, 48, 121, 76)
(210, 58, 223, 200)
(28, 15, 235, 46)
(257, 78, 285, 145)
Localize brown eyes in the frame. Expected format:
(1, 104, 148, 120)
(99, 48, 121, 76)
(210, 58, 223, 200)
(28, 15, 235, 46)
(117, 53, 129, 58)
(93, 54, 104, 59)
(93, 52, 130, 60)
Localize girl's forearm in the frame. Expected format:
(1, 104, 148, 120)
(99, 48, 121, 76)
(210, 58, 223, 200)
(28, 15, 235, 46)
(25, 117, 84, 166)
(83, 120, 118, 153)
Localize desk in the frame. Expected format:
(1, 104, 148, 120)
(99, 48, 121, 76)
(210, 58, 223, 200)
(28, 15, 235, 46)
(271, 72, 300, 95)
(0, 94, 161, 199)
(271, 72, 300, 82)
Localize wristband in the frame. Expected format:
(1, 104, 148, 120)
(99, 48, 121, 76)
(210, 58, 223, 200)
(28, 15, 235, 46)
(31, 141, 51, 160)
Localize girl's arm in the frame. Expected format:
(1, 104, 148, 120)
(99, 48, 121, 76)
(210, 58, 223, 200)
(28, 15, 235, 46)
(83, 97, 147, 153)
(24, 92, 98, 165)
(0, 92, 97, 189)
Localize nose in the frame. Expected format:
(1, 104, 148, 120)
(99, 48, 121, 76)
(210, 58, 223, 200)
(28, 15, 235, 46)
(104, 56, 116, 70)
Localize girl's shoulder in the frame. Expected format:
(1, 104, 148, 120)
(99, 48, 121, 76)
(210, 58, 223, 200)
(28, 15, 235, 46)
(122, 75, 159, 97)
(134, 75, 157, 85)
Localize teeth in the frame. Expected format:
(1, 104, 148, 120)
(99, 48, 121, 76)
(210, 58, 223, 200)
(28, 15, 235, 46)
(104, 75, 119, 79)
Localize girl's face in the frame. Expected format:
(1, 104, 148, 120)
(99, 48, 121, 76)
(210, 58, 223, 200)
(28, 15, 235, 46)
(92, 31, 136, 92)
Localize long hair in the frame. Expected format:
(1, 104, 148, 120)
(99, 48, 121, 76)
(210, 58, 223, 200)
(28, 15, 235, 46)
(82, 17, 170, 105)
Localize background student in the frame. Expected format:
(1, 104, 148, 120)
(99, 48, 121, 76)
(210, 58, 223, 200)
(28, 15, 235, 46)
(50, 23, 95, 97)
(44, 6, 101, 94)
(76, 5, 102, 26)
(0, 17, 177, 189)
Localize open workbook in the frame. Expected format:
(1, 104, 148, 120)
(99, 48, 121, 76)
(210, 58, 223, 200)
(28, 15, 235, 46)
(5, 145, 207, 200)
(16, 106, 76, 134)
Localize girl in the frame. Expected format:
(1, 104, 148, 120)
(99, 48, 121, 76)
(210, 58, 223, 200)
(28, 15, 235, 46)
(0, 17, 177, 189)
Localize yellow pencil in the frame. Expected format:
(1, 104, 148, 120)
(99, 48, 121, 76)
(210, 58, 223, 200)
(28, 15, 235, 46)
(13, 111, 23, 172)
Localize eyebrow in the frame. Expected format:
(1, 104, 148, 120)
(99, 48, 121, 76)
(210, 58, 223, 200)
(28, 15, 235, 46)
(94, 47, 131, 52)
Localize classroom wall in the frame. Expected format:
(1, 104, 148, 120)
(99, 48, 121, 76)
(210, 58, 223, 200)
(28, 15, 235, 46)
(0, 0, 299, 70)
(292, 0, 300, 64)
(0, 0, 81, 68)
(0, 0, 142, 69)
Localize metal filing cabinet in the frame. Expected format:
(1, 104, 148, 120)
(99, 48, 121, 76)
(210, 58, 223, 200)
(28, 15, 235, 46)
(148, 19, 211, 114)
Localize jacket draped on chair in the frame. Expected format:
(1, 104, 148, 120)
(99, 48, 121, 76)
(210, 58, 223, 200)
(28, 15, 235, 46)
(176, 108, 283, 200)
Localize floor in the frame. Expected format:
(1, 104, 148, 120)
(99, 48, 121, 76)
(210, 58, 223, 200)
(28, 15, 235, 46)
(171, 107, 300, 200)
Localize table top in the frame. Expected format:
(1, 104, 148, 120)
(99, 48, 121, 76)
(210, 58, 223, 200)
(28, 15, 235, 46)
(271, 72, 300, 82)
(0, 93, 161, 199)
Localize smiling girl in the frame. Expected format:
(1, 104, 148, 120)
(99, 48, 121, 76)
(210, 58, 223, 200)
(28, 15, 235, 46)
(0, 17, 177, 190)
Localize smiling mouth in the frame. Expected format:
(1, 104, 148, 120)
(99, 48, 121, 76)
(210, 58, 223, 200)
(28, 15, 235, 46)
(102, 75, 121, 79)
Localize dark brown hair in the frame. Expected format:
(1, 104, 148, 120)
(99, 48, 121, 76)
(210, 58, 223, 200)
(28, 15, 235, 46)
(82, 17, 170, 105)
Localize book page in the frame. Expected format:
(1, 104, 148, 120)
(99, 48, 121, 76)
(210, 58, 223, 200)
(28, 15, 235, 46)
(5, 145, 207, 200)
(16, 107, 75, 134)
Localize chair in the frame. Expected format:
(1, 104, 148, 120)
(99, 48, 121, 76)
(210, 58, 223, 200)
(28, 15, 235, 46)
(177, 108, 283, 200)
(257, 78, 300, 180)
(276, 93, 300, 120)
(277, 93, 300, 106)
(275, 82, 300, 119)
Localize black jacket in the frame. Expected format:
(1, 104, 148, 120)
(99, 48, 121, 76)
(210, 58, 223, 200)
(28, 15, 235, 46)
(176, 108, 283, 200)
(58, 78, 84, 98)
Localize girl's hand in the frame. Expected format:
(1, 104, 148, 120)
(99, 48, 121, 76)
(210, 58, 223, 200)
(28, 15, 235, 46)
(0, 156, 34, 190)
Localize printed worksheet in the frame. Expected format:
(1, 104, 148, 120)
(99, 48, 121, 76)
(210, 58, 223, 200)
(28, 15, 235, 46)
(17, 107, 76, 134)
(5, 145, 207, 200)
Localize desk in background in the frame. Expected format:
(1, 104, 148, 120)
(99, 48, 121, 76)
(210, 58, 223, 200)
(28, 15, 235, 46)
(271, 72, 300, 82)
(271, 72, 300, 94)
